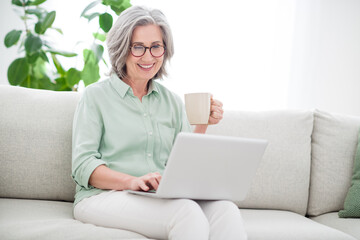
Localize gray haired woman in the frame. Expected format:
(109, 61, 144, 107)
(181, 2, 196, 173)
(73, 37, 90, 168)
(71, 5, 247, 240)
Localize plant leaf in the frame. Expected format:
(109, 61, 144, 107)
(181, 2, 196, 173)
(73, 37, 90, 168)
(47, 49, 77, 57)
(81, 0, 101, 17)
(110, 0, 131, 15)
(99, 13, 113, 33)
(51, 27, 63, 34)
(32, 57, 48, 79)
(51, 54, 65, 76)
(82, 49, 100, 86)
(121, 0, 131, 10)
(21, 15, 34, 21)
(83, 49, 96, 64)
(21, 74, 55, 91)
(36, 76, 55, 90)
(41, 11, 56, 34)
(84, 12, 100, 22)
(24, 34, 42, 54)
(102, 0, 123, 8)
(91, 43, 104, 63)
(110, 5, 123, 15)
(39, 50, 49, 62)
(20, 75, 38, 89)
(27, 51, 40, 64)
(26, 0, 47, 6)
(66, 68, 81, 87)
(54, 77, 72, 91)
(35, 22, 42, 34)
(11, 0, 23, 7)
(7, 58, 29, 85)
(4, 30, 22, 48)
(102, 58, 108, 67)
(82, 62, 100, 86)
(25, 8, 44, 18)
(93, 32, 106, 42)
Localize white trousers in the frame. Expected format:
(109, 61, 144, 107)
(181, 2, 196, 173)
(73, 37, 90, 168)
(74, 190, 247, 240)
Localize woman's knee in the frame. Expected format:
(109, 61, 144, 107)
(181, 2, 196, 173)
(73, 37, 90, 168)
(168, 199, 209, 239)
(214, 200, 239, 213)
(175, 199, 209, 224)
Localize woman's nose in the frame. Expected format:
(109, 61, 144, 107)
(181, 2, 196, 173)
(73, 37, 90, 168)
(142, 48, 154, 60)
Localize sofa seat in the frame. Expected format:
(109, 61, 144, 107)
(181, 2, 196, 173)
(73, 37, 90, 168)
(0, 198, 356, 240)
(241, 209, 356, 240)
(0, 198, 148, 240)
(311, 212, 360, 240)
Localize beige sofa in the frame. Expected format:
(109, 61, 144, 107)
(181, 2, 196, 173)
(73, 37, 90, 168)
(0, 85, 359, 240)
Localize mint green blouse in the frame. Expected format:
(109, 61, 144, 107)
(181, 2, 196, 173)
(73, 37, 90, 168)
(71, 73, 191, 205)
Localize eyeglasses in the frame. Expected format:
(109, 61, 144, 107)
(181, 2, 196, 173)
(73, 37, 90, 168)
(130, 44, 166, 58)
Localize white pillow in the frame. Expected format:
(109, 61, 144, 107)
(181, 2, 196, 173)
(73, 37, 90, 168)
(206, 110, 313, 215)
(307, 109, 360, 216)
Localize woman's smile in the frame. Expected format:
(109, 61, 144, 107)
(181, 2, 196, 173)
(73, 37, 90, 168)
(137, 63, 155, 71)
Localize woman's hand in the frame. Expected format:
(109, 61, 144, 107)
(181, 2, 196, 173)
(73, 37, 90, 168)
(208, 97, 223, 125)
(128, 172, 162, 191)
(193, 96, 224, 134)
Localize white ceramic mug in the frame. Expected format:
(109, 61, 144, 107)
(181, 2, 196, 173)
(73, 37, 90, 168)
(184, 92, 211, 125)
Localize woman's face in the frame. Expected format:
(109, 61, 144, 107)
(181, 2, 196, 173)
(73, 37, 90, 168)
(125, 24, 164, 82)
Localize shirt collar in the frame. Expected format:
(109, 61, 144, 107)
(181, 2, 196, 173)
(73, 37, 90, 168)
(147, 79, 160, 98)
(110, 73, 160, 99)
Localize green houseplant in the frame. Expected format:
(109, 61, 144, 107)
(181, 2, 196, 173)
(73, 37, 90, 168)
(4, 0, 131, 91)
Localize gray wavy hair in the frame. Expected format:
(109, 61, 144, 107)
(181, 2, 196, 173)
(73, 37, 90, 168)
(106, 6, 174, 80)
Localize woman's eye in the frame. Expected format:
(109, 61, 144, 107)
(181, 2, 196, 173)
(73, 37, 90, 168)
(133, 45, 144, 50)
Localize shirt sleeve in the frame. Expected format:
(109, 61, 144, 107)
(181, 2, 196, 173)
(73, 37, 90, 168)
(71, 87, 107, 189)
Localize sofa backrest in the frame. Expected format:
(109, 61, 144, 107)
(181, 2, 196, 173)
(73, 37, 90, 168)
(1, 85, 359, 216)
(207, 110, 314, 215)
(0, 85, 79, 202)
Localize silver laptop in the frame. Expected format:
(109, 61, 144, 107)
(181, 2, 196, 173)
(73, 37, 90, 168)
(126, 132, 268, 202)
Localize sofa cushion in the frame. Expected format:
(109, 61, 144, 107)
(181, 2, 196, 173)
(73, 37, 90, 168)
(206, 110, 313, 215)
(339, 130, 360, 218)
(0, 198, 148, 239)
(242, 209, 356, 240)
(0, 86, 80, 202)
(311, 212, 360, 240)
(308, 109, 360, 216)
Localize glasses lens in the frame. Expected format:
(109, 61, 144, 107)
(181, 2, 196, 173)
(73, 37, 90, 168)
(150, 45, 165, 57)
(131, 45, 145, 57)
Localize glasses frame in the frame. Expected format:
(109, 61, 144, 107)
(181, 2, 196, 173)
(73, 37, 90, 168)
(129, 44, 166, 58)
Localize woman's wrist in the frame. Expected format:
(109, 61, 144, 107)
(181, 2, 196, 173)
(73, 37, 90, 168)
(193, 124, 208, 134)
(122, 175, 137, 190)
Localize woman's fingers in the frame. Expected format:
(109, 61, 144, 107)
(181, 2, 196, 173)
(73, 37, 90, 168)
(210, 111, 223, 120)
(138, 179, 150, 192)
(211, 105, 224, 114)
(209, 99, 224, 122)
(211, 99, 223, 107)
(138, 172, 162, 191)
(148, 178, 159, 190)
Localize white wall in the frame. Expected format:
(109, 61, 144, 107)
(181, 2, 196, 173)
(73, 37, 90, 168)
(133, 0, 296, 111)
(1, 0, 360, 116)
(0, 0, 23, 85)
(288, 0, 360, 116)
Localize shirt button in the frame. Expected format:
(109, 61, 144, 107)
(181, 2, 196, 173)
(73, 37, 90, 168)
(147, 153, 152, 157)
(143, 113, 147, 117)
(149, 131, 153, 136)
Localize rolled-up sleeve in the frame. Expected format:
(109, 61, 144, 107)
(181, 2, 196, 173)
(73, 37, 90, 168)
(71, 88, 107, 189)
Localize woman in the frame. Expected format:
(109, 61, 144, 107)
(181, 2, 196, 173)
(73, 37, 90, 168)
(72, 5, 247, 240)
